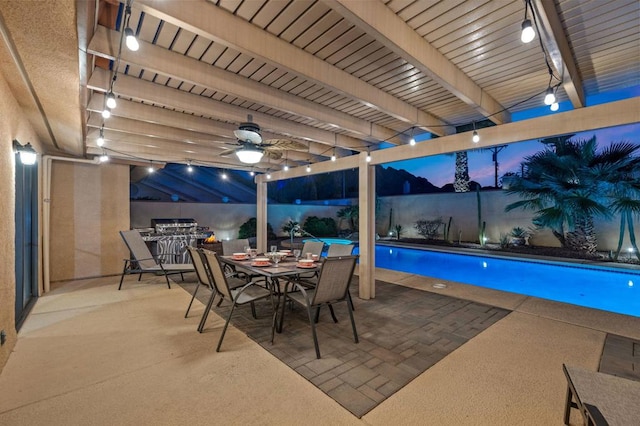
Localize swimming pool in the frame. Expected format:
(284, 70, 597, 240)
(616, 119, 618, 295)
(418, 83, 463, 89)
(303, 238, 353, 246)
(367, 245, 640, 317)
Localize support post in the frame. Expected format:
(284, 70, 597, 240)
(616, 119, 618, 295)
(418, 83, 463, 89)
(358, 152, 375, 299)
(256, 179, 267, 253)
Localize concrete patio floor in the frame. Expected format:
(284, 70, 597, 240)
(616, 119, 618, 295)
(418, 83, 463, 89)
(1, 268, 638, 425)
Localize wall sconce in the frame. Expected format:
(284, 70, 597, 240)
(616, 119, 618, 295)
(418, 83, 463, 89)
(13, 140, 37, 165)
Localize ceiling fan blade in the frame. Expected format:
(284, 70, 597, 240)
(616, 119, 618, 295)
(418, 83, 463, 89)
(264, 150, 282, 160)
(219, 148, 237, 157)
(263, 139, 307, 151)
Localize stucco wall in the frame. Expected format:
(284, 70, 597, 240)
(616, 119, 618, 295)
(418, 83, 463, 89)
(0, 71, 42, 372)
(49, 161, 130, 282)
(131, 202, 346, 240)
(134, 189, 637, 252)
(378, 191, 637, 251)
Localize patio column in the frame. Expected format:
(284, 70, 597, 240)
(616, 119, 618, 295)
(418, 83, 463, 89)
(358, 152, 375, 299)
(256, 179, 267, 253)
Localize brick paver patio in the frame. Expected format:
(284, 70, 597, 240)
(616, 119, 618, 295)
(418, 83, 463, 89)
(186, 276, 510, 417)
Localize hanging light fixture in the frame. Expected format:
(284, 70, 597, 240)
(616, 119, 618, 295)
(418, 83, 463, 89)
(97, 127, 105, 147)
(306, 164, 311, 173)
(266, 172, 272, 179)
(550, 102, 559, 112)
(148, 161, 154, 173)
(544, 86, 556, 105)
(366, 148, 371, 162)
(520, 0, 535, 43)
(187, 160, 193, 173)
(101, 107, 111, 119)
(235, 145, 264, 164)
(221, 171, 228, 180)
(249, 169, 255, 177)
(123, 2, 139, 52)
(331, 133, 337, 161)
(99, 151, 109, 163)
(13, 140, 37, 165)
(472, 122, 480, 143)
(106, 91, 117, 109)
(409, 126, 416, 146)
(125, 28, 139, 51)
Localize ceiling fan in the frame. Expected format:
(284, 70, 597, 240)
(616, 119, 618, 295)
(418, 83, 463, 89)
(220, 115, 307, 164)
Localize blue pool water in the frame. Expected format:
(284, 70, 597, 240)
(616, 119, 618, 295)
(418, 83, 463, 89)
(303, 238, 353, 245)
(366, 245, 640, 317)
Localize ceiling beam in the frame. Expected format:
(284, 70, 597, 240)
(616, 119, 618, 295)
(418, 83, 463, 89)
(88, 25, 403, 144)
(87, 124, 326, 165)
(87, 94, 353, 157)
(533, 0, 586, 108)
(371, 97, 639, 165)
(134, 0, 454, 136)
(87, 68, 367, 152)
(326, 0, 510, 125)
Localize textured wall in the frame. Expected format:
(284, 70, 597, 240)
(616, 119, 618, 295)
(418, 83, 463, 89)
(0, 70, 42, 372)
(134, 190, 638, 252)
(130, 202, 346, 240)
(49, 162, 130, 282)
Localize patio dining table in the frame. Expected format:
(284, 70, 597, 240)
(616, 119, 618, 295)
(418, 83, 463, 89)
(200, 253, 322, 333)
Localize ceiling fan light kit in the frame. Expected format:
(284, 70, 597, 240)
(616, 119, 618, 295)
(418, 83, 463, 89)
(235, 146, 264, 164)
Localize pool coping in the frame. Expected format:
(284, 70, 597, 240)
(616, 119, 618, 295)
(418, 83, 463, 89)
(367, 266, 640, 342)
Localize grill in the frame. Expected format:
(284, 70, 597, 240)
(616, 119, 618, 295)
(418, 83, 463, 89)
(151, 218, 197, 234)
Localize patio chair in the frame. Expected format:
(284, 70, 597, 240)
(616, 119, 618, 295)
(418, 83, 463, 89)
(221, 238, 252, 279)
(327, 243, 354, 257)
(276, 255, 359, 359)
(199, 249, 275, 351)
(300, 240, 324, 258)
(118, 230, 194, 290)
(184, 246, 213, 318)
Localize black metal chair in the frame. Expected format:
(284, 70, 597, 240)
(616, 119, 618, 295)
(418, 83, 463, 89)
(199, 250, 275, 352)
(276, 255, 359, 359)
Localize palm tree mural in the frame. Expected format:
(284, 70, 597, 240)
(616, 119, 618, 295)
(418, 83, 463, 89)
(505, 135, 640, 254)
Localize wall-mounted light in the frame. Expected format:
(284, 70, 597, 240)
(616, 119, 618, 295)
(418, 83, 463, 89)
(13, 140, 37, 165)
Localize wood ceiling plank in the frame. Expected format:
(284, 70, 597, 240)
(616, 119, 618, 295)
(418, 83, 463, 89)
(251, 0, 291, 29)
(266, 0, 314, 36)
(328, 0, 509, 124)
(304, 17, 353, 56)
(280, 2, 330, 43)
(88, 68, 368, 151)
(291, 8, 342, 49)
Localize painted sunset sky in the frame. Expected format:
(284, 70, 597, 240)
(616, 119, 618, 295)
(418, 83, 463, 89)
(384, 122, 640, 188)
